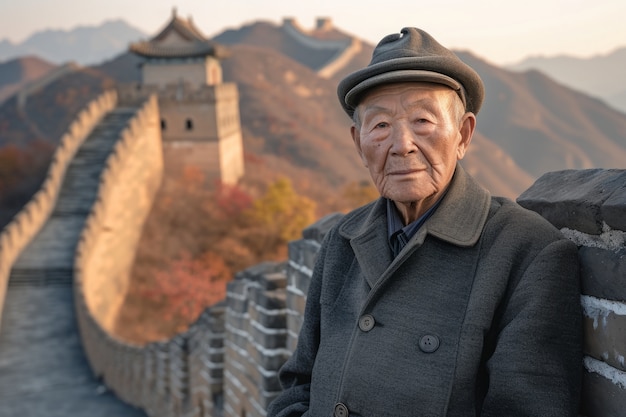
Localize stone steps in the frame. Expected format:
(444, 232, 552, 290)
(0, 106, 147, 417)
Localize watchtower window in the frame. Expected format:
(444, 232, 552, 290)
(186, 119, 194, 131)
(161, 119, 167, 130)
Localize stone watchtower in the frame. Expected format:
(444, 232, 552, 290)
(126, 9, 244, 184)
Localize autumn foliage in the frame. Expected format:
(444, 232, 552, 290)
(115, 165, 318, 343)
(137, 251, 231, 332)
(0, 141, 54, 227)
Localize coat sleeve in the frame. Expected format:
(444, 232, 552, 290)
(265, 235, 327, 417)
(480, 238, 583, 417)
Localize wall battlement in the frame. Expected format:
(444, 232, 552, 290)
(117, 82, 239, 107)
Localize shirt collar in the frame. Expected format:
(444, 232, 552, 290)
(386, 194, 445, 243)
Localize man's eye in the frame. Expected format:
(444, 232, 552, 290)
(375, 122, 389, 128)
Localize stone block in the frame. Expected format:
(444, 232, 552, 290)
(302, 212, 343, 242)
(226, 308, 249, 330)
(225, 327, 249, 351)
(245, 340, 290, 371)
(517, 169, 626, 234)
(582, 298, 626, 371)
(290, 268, 311, 296)
(258, 271, 287, 291)
(249, 320, 287, 350)
(287, 309, 305, 336)
(252, 287, 286, 311)
(240, 261, 285, 281)
(248, 302, 287, 329)
(288, 238, 321, 271)
(286, 290, 307, 316)
(602, 188, 626, 232)
(288, 333, 299, 353)
(580, 247, 626, 300)
(581, 362, 626, 417)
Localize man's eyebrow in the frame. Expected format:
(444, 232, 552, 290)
(362, 104, 392, 116)
(363, 98, 437, 117)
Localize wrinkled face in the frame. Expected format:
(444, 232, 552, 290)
(351, 82, 475, 208)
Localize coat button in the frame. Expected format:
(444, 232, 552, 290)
(358, 314, 375, 332)
(334, 402, 349, 417)
(419, 334, 440, 353)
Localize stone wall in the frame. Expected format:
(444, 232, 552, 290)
(73, 93, 228, 417)
(281, 18, 362, 79)
(74, 94, 163, 332)
(518, 169, 626, 417)
(0, 90, 117, 328)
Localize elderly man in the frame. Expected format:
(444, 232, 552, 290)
(267, 28, 582, 417)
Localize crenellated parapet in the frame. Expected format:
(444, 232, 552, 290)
(0, 90, 117, 329)
(73, 94, 163, 333)
(117, 82, 239, 107)
(223, 262, 289, 417)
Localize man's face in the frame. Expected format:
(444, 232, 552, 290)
(351, 82, 475, 208)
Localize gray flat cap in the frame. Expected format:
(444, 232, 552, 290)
(337, 27, 485, 117)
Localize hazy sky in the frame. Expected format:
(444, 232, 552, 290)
(1, 0, 625, 65)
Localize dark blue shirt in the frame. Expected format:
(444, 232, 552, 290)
(387, 195, 445, 257)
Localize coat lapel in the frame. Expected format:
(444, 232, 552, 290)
(340, 164, 491, 289)
(346, 199, 394, 288)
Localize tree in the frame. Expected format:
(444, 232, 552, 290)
(246, 177, 316, 244)
(341, 180, 379, 211)
(138, 251, 231, 333)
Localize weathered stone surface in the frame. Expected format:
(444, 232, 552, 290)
(289, 238, 321, 271)
(289, 267, 311, 296)
(602, 188, 626, 231)
(583, 311, 626, 371)
(253, 288, 286, 311)
(580, 247, 626, 300)
(517, 169, 626, 234)
(581, 365, 626, 417)
(248, 302, 287, 329)
(302, 212, 343, 242)
(258, 271, 287, 291)
(286, 289, 307, 316)
(249, 322, 287, 350)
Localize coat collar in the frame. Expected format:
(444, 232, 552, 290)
(338, 164, 491, 288)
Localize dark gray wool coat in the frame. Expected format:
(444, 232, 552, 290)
(267, 165, 582, 417)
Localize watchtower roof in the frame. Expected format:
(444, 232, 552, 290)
(129, 8, 229, 59)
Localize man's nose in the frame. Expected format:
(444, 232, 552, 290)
(390, 123, 417, 156)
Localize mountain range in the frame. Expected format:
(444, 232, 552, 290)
(0, 18, 625, 207)
(0, 20, 146, 66)
(508, 48, 626, 113)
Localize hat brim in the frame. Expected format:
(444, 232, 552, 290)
(344, 69, 466, 114)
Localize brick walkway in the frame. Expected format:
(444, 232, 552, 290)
(0, 108, 146, 417)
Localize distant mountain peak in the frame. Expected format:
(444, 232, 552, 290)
(0, 19, 148, 66)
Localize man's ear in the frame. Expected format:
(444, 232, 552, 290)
(351, 124, 368, 167)
(456, 112, 476, 160)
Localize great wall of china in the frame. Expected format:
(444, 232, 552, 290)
(1, 17, 626, 417)
(281, 18, 363, 79)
